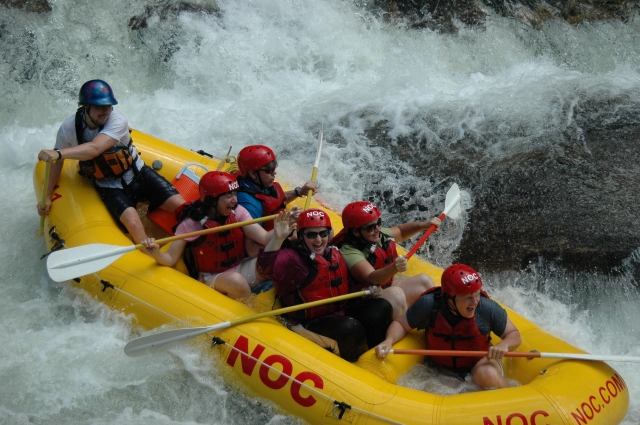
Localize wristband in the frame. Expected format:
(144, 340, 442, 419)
(294, 187, 301, 197)
(54, 148, 62, 160)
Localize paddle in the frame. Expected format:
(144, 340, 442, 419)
(389, 349, 640, 363)
(304, 129, 323, 210)
(46, 213, 278, 282)
(38, 162, 51, 236)
(405, 183, 461, 260)
(124, 289, 371, 357)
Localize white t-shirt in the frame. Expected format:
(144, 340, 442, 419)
(55, 109, 144, 188)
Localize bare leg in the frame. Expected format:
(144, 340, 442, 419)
(205, 271, 251, 300)
(159, 193, 186, 212)
(119, 207, 148, 244)
(472, 358, 510, 389)
(381, 286, 407, 319)
(394, 273, 435, 307)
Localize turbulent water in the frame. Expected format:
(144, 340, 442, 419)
(1, 0, 639, 424)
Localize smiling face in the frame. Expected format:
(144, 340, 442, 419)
(448, 290, 481, 319)
(215, 191, 238, 217)
(355, 217, 382, 243)
(301, 226, 330, 255)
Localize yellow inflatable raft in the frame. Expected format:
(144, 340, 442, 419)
(34, 130, 629, 425)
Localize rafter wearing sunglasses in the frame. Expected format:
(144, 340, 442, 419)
(360, 218, 382, 233)
(303, 229, 330, 239)
(259, 160, 278, 175)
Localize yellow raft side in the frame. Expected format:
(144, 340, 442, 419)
(33, 129, 629, 425)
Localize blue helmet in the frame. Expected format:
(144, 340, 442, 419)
(78, 80, 118, 106)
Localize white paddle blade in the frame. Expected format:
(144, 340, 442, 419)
(46, 243, 135, 282)
(124, 321, 231, 357)
(444, 183, 461, 220)
(540, 353, 640, 363)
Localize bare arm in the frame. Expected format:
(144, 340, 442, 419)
(37, 160, 64, 216)
(375, 314, 413, 358)
(38, 133, 119, 163)
(140, 239, 187, 266)
(349, 258, 404, 287)
(284, 181, 317, 204)
(488, 318, 522, 360)
(389, 217, 442, 243)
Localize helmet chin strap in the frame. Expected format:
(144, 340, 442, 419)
(257, 171, 270, 190)
(447, 296, 462, 316)
(84, 106, 99, 129)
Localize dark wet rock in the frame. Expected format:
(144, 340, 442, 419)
(128, 1, 221, 30)
(362, 98, 640, 274)
(0, 0, 51, 13)
(454, 122, 640, 273)
(369, 0, 639, 32)
(376, 0, 487, 33)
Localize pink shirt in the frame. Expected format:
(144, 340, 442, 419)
(175, 205, 253, 241)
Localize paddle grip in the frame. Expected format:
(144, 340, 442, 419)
(405, 212, 446, 260)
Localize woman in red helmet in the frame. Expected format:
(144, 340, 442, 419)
(331, 201, 442, 318)
(142, 171, 297, 300)
(257, 208, 393, 362)
(375, 264, 522, 390)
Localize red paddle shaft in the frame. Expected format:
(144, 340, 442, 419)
(405, 212, 445, 260)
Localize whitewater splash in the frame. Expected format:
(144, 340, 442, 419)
(1, 0, 639, 423)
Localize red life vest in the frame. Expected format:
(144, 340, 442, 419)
(366, 232, 398, 288)
(237, 181, 286, 231)
(424, 287, 492, 373)
(280, 245, 350, 322)
(188, 213, 246, 274)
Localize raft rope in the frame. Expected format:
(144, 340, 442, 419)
(44, 227, 189, 325)
(43, 227, 403, 425)
(210, 336, 404, 425)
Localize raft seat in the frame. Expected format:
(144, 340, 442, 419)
(146, 162, 209, 235)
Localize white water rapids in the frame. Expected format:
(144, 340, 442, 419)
(1, 0, 639, 423)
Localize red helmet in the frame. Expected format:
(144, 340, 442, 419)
(297, 208, 331, 232)
(341, 201, 381, 229)
(199, 171, 239, 201)
(441, 264, 482, 297)
(237, 145, 277, 177)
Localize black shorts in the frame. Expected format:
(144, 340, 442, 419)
(96, 165, 179, 219)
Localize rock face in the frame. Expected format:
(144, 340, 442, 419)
(128, 1, 220, 30)
(373, 0, 639, 32)
(0, 0, 51, 13)
(454, 122, 640, 273)
(383, 102, 640, 273)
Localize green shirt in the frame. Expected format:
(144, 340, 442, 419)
(339, 228, 393, 269)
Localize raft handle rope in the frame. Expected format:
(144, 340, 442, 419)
(39, 226, 66, 259)
(43, 228, 401, 424)
(196, 149, 213, 158)
(209, 337, 403, 425)
(43, 226, 188, 325)
(333, 401, 352, 420)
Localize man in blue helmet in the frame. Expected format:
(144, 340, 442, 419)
(37, 80, 185, 243)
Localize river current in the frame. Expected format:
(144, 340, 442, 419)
(1, 0, 639, 424)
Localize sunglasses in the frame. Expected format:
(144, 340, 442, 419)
(360, 218, 382, 233)
(303, 229, 330, 239)
(259, 160, 278, 174)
